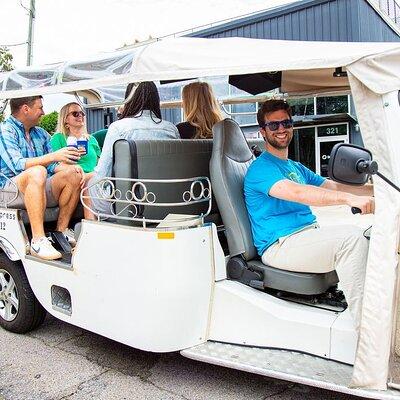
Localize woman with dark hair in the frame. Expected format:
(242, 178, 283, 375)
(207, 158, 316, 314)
(88, 81, 179, 217)
(120, 82, 162, 120)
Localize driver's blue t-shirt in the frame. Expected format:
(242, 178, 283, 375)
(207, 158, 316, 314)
(244, 151, 325, 256)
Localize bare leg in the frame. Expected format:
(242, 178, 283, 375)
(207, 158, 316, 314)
(14, 166, 47, 240)
(81, 172, 96, 221)
(50, 167, 81, 232)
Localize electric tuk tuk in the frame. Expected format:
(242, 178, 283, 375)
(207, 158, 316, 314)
(1, 37, 400, 399)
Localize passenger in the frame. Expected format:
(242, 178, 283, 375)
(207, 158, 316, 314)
(0, 96, 82, 260)
(177, 82, 223, 139)
(244, 99, 374, 331)
(51, 102, 101, 221)
(89, 81, 179, 215)
(51, 102, 101, 174)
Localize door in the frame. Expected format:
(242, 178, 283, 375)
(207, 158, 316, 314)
(316, 123, 349, 177)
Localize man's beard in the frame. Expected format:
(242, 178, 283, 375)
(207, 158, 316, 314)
(265, 131, 293, 150)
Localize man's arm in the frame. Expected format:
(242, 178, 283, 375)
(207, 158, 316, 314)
(321, 179, 374, 196)
(23, 148, 81, 169)
(269, 179, 374, 214)
(0, 129, 55, 176)
(24, 153, 58, 169)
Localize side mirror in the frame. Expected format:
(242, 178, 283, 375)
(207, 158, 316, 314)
(328, 143, 378, 185)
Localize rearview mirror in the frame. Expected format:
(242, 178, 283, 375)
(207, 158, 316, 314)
(328, 143, 376, 185)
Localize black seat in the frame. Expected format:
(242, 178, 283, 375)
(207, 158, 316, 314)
(210, 118, 338, 295)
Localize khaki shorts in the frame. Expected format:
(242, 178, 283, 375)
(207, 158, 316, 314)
(1, 177, 58, 209)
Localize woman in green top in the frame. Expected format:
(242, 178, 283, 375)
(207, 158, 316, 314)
(51, 102, 101, 174)
(51, 102, 101, 221)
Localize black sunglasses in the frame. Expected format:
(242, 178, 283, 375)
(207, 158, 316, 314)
(69, 111, 85, 118)
(261, 119, 293, 131)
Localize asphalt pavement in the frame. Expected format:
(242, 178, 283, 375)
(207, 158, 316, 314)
(0, 315, 365, 400)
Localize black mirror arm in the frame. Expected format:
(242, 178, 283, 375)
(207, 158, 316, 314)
(352, 170, 400, 214)
(376, 171, 400, 194)
(356, 159, 400, 194)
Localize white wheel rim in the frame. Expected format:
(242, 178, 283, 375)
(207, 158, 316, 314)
(0, 269, 19, 322)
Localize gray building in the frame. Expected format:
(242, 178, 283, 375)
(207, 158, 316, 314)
(87, 0, 400, 175)
(185, 0, 400, 176)
(187, 0, 400, 42)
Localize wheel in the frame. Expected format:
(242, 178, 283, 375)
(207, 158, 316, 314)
(0, 254, 46, 333)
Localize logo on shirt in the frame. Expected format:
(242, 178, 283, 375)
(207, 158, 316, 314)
(287, 172, 302, 183)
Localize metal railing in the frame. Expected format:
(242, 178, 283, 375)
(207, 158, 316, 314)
(81, 176, 212, 228)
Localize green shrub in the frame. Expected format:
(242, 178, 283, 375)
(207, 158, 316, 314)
(39, 111, 58, 134)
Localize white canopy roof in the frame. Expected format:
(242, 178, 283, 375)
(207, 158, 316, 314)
(1, 37, 400, 100)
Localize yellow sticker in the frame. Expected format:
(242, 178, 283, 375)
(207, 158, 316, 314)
(157, 232, 175, 240)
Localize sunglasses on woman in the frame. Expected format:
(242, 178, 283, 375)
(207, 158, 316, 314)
(69, 111, 85, 118)
(261, 119, 293, 131)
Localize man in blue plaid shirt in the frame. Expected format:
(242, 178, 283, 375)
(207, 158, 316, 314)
(0, 96, 83, 260)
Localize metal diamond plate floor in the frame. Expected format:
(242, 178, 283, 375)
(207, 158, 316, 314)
(181, 341, 400, 400)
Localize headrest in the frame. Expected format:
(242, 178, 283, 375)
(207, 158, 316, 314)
(212, 118, 254, 163)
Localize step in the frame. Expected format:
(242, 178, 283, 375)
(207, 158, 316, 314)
(181, 341, 400, 400)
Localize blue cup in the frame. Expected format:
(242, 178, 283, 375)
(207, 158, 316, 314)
(77, 139, 88, 155)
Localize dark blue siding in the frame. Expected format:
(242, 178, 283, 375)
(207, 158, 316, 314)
(358, 0, 400, 41)
(86, 109, 104, 134)
(161, 108, 181, 124)
(189, 0, 400, 42)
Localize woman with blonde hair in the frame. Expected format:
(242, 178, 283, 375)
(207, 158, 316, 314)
(177, 82, 223, 139)
(51, 102, 101, 174)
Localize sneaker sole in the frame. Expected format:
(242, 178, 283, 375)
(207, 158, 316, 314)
(30, 249, 62, 261)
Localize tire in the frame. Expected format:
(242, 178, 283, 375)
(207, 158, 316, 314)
(0, 254, 46, 333)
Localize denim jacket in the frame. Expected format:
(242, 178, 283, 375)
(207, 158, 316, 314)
(94, 110, 179, 180)
(90, 110, 179, 214)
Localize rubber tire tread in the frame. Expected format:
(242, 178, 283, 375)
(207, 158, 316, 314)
(0, 254, 46, 333)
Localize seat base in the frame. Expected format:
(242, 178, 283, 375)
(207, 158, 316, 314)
(227, 257, 339, 296)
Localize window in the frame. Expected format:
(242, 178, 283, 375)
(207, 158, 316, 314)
(231, 102, 257, 126)
(316, 96, 349, 115)
(291, 128, 316, 172)
(288, 98, 314, 116)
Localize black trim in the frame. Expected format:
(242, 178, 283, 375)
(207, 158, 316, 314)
(112, 139, 143, 216)
(112, 139, 138, 179)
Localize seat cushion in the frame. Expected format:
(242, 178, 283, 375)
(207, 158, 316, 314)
(248, 260, 339, 295)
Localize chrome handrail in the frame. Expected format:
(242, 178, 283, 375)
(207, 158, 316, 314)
(80, 176, 212, 229)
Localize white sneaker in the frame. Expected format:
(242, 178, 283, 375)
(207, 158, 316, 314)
(63, 228, 76, 247)
(30, 237, 62, 260)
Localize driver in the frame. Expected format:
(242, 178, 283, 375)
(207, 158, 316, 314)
(244, 99, 374, 331)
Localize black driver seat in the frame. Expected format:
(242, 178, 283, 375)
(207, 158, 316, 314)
(210, 118, 338, 295)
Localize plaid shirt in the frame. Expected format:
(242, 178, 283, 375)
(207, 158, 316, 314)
(0, 115, 58, 186)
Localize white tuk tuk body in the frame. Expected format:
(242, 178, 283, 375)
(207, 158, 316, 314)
(1, 37, 400, 398)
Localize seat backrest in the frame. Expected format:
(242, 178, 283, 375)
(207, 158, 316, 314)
(210, 119, 257, 260)
(112, 139, 216, 223)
